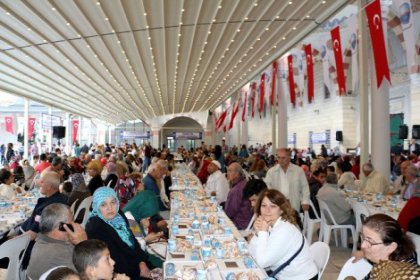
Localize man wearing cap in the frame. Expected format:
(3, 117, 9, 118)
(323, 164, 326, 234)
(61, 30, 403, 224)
(206, 160, 229, 205)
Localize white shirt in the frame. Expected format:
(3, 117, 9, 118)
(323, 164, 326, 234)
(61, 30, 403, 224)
(205, 170, 229, 203)
(264, 164, 310, 211)
(249, 218, 318, 280)
(0, 183, 17, 200)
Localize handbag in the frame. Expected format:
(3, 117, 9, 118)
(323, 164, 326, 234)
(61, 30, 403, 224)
(268, 233, 305, 278)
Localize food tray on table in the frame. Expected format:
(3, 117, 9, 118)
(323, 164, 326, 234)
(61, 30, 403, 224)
(219, 269, 267, 280)
(163, 261, 204, 279)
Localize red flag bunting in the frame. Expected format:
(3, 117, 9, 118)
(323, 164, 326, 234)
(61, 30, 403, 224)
(304, 44, 314, 103)
(241, 91, 247, 122)
(215, 110, 228, 130)
(365, 0, 391, 88)
(287, 55, 296, 107)
(72, 120, 79, 144)
(228, 101, 240, 130)
(331, 26, 346, 96)
(270, 61, 278, 106)
(259, 73, 265, 113)
(28, 117, 36, 140)
(251, 82, 256, 118)
(4, 116, 14, 134)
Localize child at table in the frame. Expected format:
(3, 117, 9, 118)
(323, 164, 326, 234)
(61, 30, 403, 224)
(73, 239, 129, 280)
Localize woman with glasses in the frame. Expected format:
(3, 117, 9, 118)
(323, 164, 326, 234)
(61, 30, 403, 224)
(355, 213, 418, 279)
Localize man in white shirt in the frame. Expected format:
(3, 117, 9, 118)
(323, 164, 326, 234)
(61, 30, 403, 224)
(205, 160, 229, 204)
(362, 162, 390, 194)
(264, 148, 310, 212)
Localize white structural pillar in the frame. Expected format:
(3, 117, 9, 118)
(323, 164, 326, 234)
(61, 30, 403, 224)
(410, 75, 420, 131)
(151, 128, 160, 148)
(23, 98, 29, 160)
(277, 74, 288, 148)
(48, 106, 53, 152)
(371, 1, 391, 180)
(78, 116, 83, 145)
(271, 94, 277, 153)
(241, 118, 248, 147)
(65, 113, 71, 154)
(236, 112, 241, 147)
(108, 125, 112, 144)
(358, 0, 370, 178)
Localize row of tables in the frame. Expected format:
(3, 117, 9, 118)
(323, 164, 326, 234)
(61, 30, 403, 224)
(164, 164, 268, 280)
(342, 190, 406, 220)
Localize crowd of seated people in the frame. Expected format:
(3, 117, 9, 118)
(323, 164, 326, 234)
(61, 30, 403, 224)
(0, 139, 418, 279)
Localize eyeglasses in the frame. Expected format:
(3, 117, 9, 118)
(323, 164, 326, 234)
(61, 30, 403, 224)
(361, 235, 384, 247)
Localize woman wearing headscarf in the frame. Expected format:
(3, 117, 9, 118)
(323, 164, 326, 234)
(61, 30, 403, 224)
(104, 162, 118, 188)
(85, 187, 155, 280)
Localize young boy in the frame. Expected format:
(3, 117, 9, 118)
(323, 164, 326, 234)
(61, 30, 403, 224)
(73, 239, 129, 280)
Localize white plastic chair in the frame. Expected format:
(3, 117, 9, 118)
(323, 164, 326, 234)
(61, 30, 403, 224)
(309, 241, 330, 280)
(337, 257, 372, 280)
(73, 196, 92, 227)
(351, 201, 370, 246)
(305, 200, 322, 244)
(0, 233, 31, 280)
(407, 232, 420, 265)
(69, 199, 79, 215)
(318, 199, 357, 251)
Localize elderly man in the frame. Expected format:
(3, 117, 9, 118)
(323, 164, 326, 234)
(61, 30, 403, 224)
(27, 203, 87, 280)
(206, 160, 229, 204)
(317, 174, 354, 225)
(393, 160, 412, 194)
(401, 166, 420, 200)
(264, 148, 310, 212)
(362, 162, 390, 194)
(224, 162, 252, 230)
(143, 162, 166, 210)
(19, 171, 68, 240)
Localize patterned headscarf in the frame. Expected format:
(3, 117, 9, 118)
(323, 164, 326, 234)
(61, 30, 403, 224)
(90, 187, 135, 248)
(106, 162, 118, 175)
(70, 173, 87, 192)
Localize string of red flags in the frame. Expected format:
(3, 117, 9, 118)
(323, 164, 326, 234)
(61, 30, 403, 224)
(212, 0, 408, 133)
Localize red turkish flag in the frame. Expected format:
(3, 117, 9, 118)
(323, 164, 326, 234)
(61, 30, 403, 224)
(331, 26, 346, 96)
(304, 45, 314, 103)
(241, 91, 247, 122)
(4, 116, 13, 134)
(228, 101, 240, 130)
(287, 55, 296, 107)
(259, 73, 265, 113)
(72, 120, 79, 144)
(365, 0, 391, 88)
(251, 82, 257, 118)
(270, 61, 278, 106)
(28, 117, 36, 140)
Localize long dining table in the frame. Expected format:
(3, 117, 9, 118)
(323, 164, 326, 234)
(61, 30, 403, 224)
(163, 163, 268, 280)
